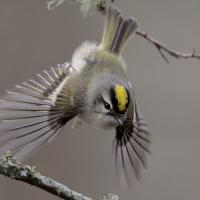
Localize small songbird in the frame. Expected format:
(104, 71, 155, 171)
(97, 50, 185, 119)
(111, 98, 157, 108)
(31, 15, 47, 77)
(0, 6, 150, 184)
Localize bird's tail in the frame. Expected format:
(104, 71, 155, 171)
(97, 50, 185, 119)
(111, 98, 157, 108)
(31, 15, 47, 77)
(100, 6, 138, 54)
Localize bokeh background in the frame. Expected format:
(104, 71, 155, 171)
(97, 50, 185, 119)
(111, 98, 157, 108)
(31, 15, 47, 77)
(0, 0, 200, 199)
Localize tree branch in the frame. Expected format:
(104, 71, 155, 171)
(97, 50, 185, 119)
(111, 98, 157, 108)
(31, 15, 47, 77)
(0, 152, 92, 200)
(0, 152, 119, 200)
(136, 30, 200, 63)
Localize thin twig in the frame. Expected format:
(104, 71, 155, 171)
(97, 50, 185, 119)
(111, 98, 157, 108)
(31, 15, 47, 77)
(0, 152, 92, 200)
(94, 1, 200, 63)
(136, 30, 200, 63)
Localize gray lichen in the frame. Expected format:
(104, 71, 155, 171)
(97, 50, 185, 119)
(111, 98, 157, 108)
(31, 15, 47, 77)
(47, 0, 111, 15)
(0, 152, 119, 200)
(0, 152, 92, 200)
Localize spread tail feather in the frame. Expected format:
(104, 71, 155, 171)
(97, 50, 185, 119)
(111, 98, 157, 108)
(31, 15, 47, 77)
(100, 6, 138, 54)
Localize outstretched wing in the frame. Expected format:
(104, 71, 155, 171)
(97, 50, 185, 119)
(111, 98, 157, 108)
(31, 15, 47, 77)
(0, 63, 77, 161)
(114, 91, 151, 186)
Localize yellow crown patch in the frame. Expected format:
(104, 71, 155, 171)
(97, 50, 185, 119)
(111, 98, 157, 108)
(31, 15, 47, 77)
(114, 84, 128, 112)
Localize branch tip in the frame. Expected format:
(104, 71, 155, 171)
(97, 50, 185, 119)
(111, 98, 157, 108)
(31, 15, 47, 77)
(136, 30, 200, 63)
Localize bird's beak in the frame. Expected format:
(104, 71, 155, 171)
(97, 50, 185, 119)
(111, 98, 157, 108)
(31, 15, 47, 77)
(114, 116, 123, 126)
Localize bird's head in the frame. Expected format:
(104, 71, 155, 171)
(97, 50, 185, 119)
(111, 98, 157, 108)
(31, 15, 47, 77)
(84, 75, 131, 129)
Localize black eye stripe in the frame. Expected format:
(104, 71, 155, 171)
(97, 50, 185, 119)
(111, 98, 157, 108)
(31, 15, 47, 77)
(104, 102, 111, 110)
(93, 96, 112, 110)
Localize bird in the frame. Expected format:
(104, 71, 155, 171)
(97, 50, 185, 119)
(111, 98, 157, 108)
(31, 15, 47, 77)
(0, 5, 151, 185)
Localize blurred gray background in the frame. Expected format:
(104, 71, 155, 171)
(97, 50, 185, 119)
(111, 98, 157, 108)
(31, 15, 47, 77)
(0, 0, 200, 199)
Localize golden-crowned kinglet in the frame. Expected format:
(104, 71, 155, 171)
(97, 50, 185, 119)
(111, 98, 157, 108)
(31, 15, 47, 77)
(0, 6, 150, 184)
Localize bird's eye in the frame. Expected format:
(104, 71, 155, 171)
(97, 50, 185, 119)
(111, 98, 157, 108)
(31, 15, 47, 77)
(104, 102, 111, 110)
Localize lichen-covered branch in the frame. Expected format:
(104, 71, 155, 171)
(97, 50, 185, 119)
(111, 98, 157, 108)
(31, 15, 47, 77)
(47, 0, 110, 15)
(0, 152, 119, 200)
(0, 152, 92, 200)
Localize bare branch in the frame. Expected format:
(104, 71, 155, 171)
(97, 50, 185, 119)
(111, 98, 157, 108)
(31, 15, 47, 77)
(136, 30, 200, 63)
(0, 152, 92, 200)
